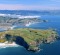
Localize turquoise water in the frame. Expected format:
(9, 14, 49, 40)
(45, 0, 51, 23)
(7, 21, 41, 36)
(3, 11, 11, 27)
(0, 11, 60, 55)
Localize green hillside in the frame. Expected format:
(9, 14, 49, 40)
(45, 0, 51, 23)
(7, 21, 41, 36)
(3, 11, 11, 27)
(0, 28, 57, 51)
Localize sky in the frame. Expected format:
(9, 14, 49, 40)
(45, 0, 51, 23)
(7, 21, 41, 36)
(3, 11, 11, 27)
(0, 0, 60, 10)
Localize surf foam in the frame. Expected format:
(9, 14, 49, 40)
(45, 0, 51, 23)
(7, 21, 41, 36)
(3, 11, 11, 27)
(0, 42, 19, 48)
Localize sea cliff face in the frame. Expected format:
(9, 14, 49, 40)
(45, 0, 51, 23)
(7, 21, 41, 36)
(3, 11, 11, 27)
(0, 28, 58, 52)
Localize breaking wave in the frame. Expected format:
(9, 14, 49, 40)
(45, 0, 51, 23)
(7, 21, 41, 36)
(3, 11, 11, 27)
(0, 42, 19, 49)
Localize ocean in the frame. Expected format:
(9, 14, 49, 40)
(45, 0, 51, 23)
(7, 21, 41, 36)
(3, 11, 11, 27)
(0, 10, 60, 55)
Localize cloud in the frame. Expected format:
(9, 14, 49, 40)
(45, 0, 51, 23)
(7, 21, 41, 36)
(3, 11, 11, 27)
(0, 4, 60, 10)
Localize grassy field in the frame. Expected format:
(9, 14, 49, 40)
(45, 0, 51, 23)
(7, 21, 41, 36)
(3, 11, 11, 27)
(0, 28, 57, 51)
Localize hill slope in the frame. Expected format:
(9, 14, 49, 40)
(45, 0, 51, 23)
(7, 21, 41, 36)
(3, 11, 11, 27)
(0, 28, 57, 52)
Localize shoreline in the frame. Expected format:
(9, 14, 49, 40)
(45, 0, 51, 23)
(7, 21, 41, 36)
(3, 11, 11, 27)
(25, 22, 40, 27)
(0, 42, 19, 48)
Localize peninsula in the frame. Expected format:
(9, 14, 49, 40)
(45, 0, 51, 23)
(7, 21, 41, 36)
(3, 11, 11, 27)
(0, 28, 58, 52)
(0, 15, 47, 30)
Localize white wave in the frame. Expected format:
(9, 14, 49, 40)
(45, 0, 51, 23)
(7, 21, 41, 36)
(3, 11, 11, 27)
(0, 14, 7, 17)
(19, 16, 40, 19)
(25, 22, 39, 27)
(0, 14, 10, 17)
(10, 26, 17, 30)
(0, 42, 19, 48)
(25, 22, 32, 27)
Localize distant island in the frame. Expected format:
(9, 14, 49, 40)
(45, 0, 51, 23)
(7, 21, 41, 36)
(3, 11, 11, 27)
(0, 15, 48, 30)
(0, 28, 58, 52)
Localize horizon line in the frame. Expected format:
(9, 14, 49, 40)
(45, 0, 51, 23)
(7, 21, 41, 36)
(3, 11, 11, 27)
(0, 4, 60, 10)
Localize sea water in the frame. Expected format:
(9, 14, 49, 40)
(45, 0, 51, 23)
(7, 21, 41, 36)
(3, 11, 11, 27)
(0, 10, 60, 55)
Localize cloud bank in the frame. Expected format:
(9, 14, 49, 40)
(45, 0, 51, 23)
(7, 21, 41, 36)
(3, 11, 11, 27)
(0, 4, 60, 10)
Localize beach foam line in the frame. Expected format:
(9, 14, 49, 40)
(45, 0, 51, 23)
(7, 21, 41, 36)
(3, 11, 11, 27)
(25, 22, 32, 27)
(25, 22, 40, 27)
(19, 16, 41, 19)
(0, 42, 19, 48)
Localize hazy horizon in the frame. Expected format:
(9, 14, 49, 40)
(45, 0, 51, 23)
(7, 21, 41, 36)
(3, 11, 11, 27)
(0, 0, 60, 10)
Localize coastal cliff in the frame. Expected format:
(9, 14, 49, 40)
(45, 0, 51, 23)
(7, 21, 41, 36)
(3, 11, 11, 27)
(0, 28, 58, 52)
